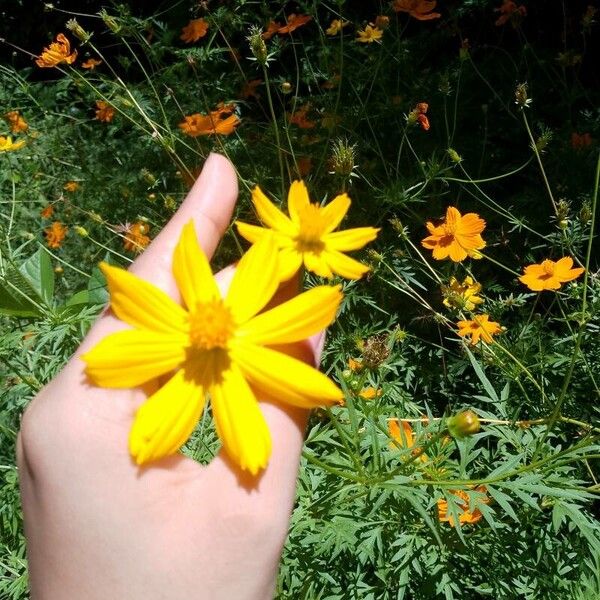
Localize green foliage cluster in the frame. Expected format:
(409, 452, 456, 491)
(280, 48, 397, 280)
(1, 1, 599, 598)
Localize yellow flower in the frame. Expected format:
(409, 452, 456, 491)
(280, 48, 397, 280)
(180, 18, 209, 43)
(326, 19, 349, 35)
(82, 223, 344, 474)
(35, 33, 78, 68)
(519, 257, 584, 291)
(0, 136, 25, 152)
(437, 487, 489, 527)
(442, 276, 483, 311)
(358, 387, 382, 400)
(63, 181, 80, 192)
(456, 314, 502, 345)
(4, 111, 28, 133)
(235, 181, 379, 281)
(356, 24, 383, 43)
(421, 206, 486, 262)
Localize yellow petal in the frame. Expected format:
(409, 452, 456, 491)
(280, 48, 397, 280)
(320, 193, 351, 234)
(240, 285, 342, 345)
(82, 329, 187, 387)
(235, 220, 269, 244)
(232, 343, 343, 408)
(323, 250, 370, 279)
(101, 263, 188, 333)
(303, 251, 333, 278)
(252, 185, 296, 236)
(287, 180, 310, 225)
(211, 363, 271, 475)
(129, 367, 205, 465)
(325, 227, 379, 251)
(226, 234, 279, 323)
(173, 220, 220, 310)
(277, 246, 303, 281)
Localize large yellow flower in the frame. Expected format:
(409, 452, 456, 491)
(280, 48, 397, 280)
(236, 181, 379, 281)
(82, 223, 343, 474)
(0, 135, 26, 152)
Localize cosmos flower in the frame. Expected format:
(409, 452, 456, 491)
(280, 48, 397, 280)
(64, 181, 80, 192)
(4, 111, 28, 133)
(442, 276, 484, 311)
(179, 104, 240, 136)
(235, 180, 379, 280)
(0, 136, 26, 152)
(180, 18, 209, 43)
(456, 314, 502, 345)
(277, 14, 312, 34)
(326, 19, 350, 35)
(95, 100, 115, 123)
(392, 0, 441, 20)
(35, 33, 78, 68)
(44, 221, 67, 249)
(421, 206, 486, 262)
(356, 24, 383, 43)
(388, 419, 429, 462)
(81, 58, 103, 69)
(82, 224, 343, 474)
(437, 487, 489, 526)
(123, 222, 151, 253)
(495, 0, 527, 26)
(519, 257, 584, 291)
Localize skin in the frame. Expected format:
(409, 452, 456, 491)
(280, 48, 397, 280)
(17, 153, 325, 599)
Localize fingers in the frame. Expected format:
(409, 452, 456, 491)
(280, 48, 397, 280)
(130, 153, 238, 299)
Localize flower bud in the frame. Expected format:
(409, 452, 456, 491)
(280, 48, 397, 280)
(99, 9, 121, 34)
(515, 82, 532, 109)
(247, 26, 268, 66)
(446, 410, 480, 438)
(74, 225, 88, 237)
(66, 18, 91, 43)
(447, 148, 462, 163)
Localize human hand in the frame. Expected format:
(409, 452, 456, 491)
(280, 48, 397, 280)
(17, 153, 327, 600)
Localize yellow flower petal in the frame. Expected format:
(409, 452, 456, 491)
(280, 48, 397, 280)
(323, 250, 370, 279)
(211, 363, 271, 475)
(101, 263, 188, 333)
(232, 343, 343, 408)
(320, 193, 351, 234)
(325, 227, 379, 251)
(304, 251, 333, 278)
(287, 180, 310, 225)
(252, 185, 297, 235)
(173, 220, 220, 310)
(278, 246, 303, 281)
(240, 285, 342, 345)
(129, 367, 205, 465)
(82, 329, 187, 387)
(235, 220, 269, 244)
(226, 234, 279, 323)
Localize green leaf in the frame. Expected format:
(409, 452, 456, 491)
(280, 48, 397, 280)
(18, 248, 54, 305)
(465, 346, 499, 403)
(88, 265, 109, 305)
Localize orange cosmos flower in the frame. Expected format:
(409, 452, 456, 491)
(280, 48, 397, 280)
(180, 18, 209, 43)
(81, 57, 102, 69)
(40, 205, 55, 219)
(262, 20, 282, 40)
(408, 102, 430, 131)
(4, 111, 28, 133)
(571, 132, 592, 150)
(388, 419, 428, 461)
(44, 221, 67, 249)
(359, 387, 382, 400)
(375, 15, 390, 29)
(277, 13, 312, 34)
(63, 181, 80, 192)
(519, 257, 584, 291)
(348, 357, 364, 372)
(123, 222, 151, 253)
(179, 104, 240, 137)
(437, 487, 489, 526)
(456, 314, 502, 345)
(495, 0, 527, 26)
(356, 24, 383, 43)
(392, 0, 441, 20)
(95, 100, 115, 123)
(288, 105, 316, 129)
(326, 19, 350, 35)
(241, 78, 263, 100)
(36, 33, 78, 68)
(421, 206, 486, 262)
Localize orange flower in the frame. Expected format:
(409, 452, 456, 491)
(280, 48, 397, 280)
(95, 100, 115, 123)
(408, 102, 430, 131)
(392, 0, 441, 20)
(262, 21, 282, 40)
(456, 315, 502, 345)
(571, 132, 592, 150)
(421, 206, 486, 262)
(495, 0, 527, 26)
(277, 13, 312, 34)
(359, 387, 382, 400)
(81, 57, 102, 69)
(36, 33, 78, 68)
(437, 487, 489, 526)
(348, 357, 363, 372)
(356, 24, 383, 43)
(388, 419, 428, 461)
(375, 15, 390, 29)
(123, 222, 151, 253)
(519, 257, 584, 291)
(4, 111, 28, 133)
(241, 79, 263, 100)
(180, 18, 209, 43)
(178, 104, 240, 136)
(40, 205, 55, 219)
(64, 181, 80, 192)
(288, 105, 316, 129)
(44, 221, 67, 249)
(326, 19, 349, 35)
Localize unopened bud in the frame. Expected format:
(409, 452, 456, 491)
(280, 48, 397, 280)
(74, 225, 88, 237)
(99, 9, 121, 34)
(447, 410, 480, 438)
(66, 18, 91, 43)
(247, 26, 268, 66)
(280, 81, 292, 94)
(447, 148, 462, 163)
(579, 202, 592, 224)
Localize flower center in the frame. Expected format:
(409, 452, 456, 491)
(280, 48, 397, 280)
(542, 261, 555, 276)
(188, 299, 235, 350)
(295, 203, 327, 253)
